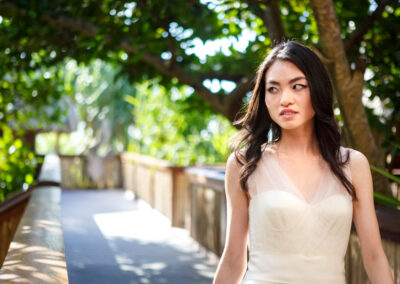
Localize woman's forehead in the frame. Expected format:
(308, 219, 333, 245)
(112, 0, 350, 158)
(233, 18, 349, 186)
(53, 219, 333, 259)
(265, 60, 306, 83)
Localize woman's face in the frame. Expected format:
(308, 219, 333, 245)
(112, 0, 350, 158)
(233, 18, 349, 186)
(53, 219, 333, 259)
(264, 60, 315, 130)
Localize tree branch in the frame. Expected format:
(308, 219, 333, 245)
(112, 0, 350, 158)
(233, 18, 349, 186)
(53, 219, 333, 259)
(227, 76, 254, 121)
(198, 73, 246, 82)
(344, 0, 392, 53)
(243, 0, 286, 43)
(0, 2, 251, 122)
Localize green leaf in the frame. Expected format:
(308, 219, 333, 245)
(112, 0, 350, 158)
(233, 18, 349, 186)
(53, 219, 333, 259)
(124, 95, 137, 106)
(25, 173, 34, 184)
(370, 164, 400, 184)
(374, 192, 400, 210)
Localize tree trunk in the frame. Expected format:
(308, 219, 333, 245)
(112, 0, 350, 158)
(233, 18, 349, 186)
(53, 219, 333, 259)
(310, 0, 391, 195)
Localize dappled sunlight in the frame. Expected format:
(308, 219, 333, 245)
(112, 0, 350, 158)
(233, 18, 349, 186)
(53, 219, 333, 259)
(0, 185, 68, 283)
(0, 242, 67, 283)
(93, 202, 218, 281)
(62, 190, 218, 283)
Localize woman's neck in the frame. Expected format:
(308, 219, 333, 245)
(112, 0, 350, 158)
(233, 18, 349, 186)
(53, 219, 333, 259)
(274, 127, 319, 157)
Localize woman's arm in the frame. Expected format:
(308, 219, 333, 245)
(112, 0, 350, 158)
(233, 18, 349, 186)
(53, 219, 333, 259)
(349, 149, 394, 284)
(213, 152, 249, 284)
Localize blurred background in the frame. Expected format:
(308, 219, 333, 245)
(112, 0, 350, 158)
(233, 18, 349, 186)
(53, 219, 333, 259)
(0, 0, 399, 283)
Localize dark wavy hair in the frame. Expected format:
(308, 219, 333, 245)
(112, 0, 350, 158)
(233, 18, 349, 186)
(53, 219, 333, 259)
(231, 40, 356, 201)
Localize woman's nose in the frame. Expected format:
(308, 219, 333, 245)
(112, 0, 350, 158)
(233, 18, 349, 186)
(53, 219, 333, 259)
(280, 90, 294, 106)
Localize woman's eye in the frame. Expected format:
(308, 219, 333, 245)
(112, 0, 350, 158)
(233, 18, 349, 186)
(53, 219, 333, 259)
(293, 84, 306, 90)
(267, 87, 277, 93)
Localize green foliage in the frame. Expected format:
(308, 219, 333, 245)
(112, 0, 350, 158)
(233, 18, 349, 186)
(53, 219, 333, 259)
(62, 59, 135, 152)
(370, 164, 400, 184)
(127, 82, 236, 165)
(374, 191, 400, 210)
(35, 132, 58, 155)
(370, 164, 400, 209)
(0, 126, 40, 202)
(1, 1, 399, 152)
(0, 50, 68, 201)
(0, 66, 68, 131)
(0, 0, 399, 175)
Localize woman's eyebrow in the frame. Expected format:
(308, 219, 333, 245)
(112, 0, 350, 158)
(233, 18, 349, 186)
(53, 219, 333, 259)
(267, 76, 306, 85)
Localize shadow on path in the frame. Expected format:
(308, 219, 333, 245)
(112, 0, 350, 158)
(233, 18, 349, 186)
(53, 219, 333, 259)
(61, 190, 218, 284)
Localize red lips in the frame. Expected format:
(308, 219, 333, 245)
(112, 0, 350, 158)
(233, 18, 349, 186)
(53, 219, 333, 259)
(280, 108, 298, 115)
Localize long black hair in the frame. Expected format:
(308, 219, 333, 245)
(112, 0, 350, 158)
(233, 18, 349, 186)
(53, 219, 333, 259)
(231, 40, 356, 201)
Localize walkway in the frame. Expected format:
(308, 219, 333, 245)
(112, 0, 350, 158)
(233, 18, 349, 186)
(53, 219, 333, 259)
(62, 189, 218, 284)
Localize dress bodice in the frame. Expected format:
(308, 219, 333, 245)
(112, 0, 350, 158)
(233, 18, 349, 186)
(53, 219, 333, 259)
(242, 144, 353, 284)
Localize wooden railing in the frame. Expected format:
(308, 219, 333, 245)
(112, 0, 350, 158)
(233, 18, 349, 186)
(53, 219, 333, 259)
(0, 155, 69, 283)
(121, 152, 189, 229)
(0, 190, 31, 267)
(0, 156, 46, 267)
(184, 166, 226, 256)
(59, 154, 121, 189)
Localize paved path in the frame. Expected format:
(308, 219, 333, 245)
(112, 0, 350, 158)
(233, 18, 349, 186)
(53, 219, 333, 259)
(61, 190, 218, 284)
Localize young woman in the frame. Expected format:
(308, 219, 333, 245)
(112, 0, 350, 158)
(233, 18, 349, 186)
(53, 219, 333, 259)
(213, 41, 394, 284)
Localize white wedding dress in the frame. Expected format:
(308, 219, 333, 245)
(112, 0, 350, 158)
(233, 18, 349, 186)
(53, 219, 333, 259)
(241, 144, 353, 284)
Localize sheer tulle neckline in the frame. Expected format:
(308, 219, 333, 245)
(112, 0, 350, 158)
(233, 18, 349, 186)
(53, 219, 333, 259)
(266, 146, 329, 205)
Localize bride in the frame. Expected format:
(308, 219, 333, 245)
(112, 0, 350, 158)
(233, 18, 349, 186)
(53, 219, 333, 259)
(213, 40, 394, 284)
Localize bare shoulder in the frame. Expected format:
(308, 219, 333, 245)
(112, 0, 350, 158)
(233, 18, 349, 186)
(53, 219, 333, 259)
(345, 147, 370, 171)
(225, 151, 247, 197)
(226, 151, 245, 172)
(344, 147, 372, 199)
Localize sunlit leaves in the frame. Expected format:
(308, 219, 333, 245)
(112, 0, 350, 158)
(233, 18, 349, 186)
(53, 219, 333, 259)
(126, 81, 236, 165)
(0, 0, 399, 167)
(61, 59, 135, 153)
(0, 126, 39, 202)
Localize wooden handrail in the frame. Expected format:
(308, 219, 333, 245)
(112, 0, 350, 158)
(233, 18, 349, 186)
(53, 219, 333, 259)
(0, 190, 32, 219)
(0, 190, 32, 268)
(0, 154, 68, 283)
(185, 167, 225, 192)
(121, 152, 182, 171)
